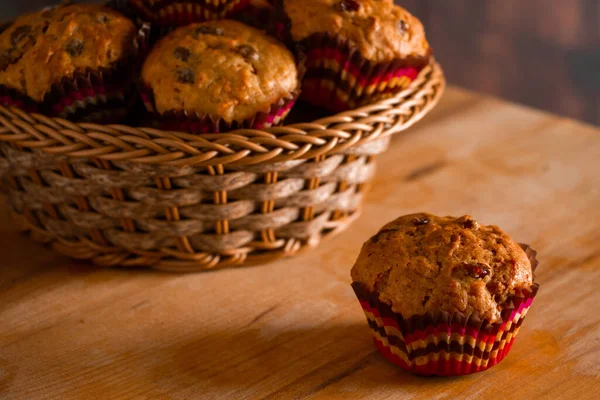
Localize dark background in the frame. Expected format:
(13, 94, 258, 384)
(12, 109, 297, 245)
(400, 0, 600, 125)
(3, 0, 599, 125)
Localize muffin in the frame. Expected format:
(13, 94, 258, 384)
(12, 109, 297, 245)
(0, 3, 147, 122)
(128, 0, 250, 26)
(140, 20, 300, 133)
(351, 213, 539, 376)
(278, 0, 431, 112)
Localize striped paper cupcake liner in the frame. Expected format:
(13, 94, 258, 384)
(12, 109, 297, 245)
(0, 85, 39, 113)
(42, 22, 149, 123)
(129, 0, 250, 26)
(139, 84, 299, 133)
(0, 7, 149, 123)
(272, 2, 431, 113)
(352, 244, 540, 376)
(43, 70, 132, 123)
(297, 33, 431, 113)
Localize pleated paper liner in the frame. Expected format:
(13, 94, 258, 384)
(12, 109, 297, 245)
(297, 33, 431, 113)
(129, 0, 250, 26)
(139, 84, 299, 133)
(352, 244, 540, 376)
(0, 86, 39, 113)
(0, 8, 149, 123)
(44, 21, 149, 123)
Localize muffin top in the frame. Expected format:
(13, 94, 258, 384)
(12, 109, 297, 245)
(351, 213, 534, 323)
(0, 4, 137, 102)
(283, 0, 430, 62)
(142, 20, 298, 122)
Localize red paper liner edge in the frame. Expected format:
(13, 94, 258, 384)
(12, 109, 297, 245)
(273, 1, 431, 112)
(351, 243, 540, 376)
(139, 83, 299, 133)
(138, 26, 304, 134)
(298, 33, 431, 113)
(0, 86, 39, 113)
(129, 0, 251, 26)
(0, 5, 150, 123)
(42, 22, 150, 123)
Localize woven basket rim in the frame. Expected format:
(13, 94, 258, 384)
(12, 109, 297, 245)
(0, 61, 445, 168)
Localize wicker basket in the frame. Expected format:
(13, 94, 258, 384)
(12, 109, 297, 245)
(0, 62, 444, 272)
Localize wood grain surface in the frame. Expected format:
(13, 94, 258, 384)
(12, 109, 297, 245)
(1, 87, 599, 399)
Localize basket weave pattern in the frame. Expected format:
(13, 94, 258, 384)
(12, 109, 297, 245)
(0, 62, 444, 272)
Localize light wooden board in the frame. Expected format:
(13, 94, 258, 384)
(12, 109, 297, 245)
(1, 87, 599, 400)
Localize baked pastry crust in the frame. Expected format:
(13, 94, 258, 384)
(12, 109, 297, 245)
(351, 213, 533, 323)
(283, 0, 430, 62)
(141, 20, 298, 122)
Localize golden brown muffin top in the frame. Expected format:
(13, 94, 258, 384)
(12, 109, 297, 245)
(351, 213, 534, 323)
(141, 20, 298, 122)
(0, 4, 137, 102)
(283, 0, 430, 62)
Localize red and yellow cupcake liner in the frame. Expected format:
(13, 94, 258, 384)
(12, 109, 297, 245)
(0, 11, 149, 123)
(0, 85, 39, 113)
(139, 84, 299, 133)
(41, 23, 149, 123)
(43, 71, 134, 123)
(297, 33, 430, 113)
(129, 0, 250, 26)
(352, 244, 540, 376)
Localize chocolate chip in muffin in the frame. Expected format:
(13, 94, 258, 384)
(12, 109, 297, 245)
(335, 0, 360, 12)
(175, 67, 195, 84)
(66, 39, 84, 56)
(398, 19, 408, 34)
(370, 228, 397, 244)
(97, 14, 109, 24)
(469, 263, 491, 279)
(10, 25, 32, 46)
(174, 47, 191, 62)
(454, 262, 491, 280)
(193, 26, 224, 38)
(235, 44, 259, 61)
(458, 215, 479, 230)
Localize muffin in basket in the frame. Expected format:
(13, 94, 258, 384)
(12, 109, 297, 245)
(278, 0, 431, 112)
(351, 213, 539, 376)
(140, 19, 300, 133)
(0, 3, 147, 122)
(128, 0, 251, 26)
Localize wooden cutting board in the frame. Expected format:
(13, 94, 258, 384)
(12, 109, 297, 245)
(1, 87, 599, 400)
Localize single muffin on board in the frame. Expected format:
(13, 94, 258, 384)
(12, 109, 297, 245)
(140, 20, 300, 133)
(129, 0, 250, 26)
(278, 0, 431, 112)
(0, 3, 147, 122)
(351, 213, 539, 376)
